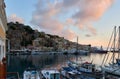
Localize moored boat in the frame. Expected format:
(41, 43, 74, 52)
(94, 46, 107, 53)
(68, 61, 103, 78)
(101, 26, 120, 77)
(23, 68, 40, 79)
(68, 61, 101, 72)
(102, 64, 120, 77)
(41, 69, 60, 79)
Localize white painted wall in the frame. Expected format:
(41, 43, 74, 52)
(0, 0, 7, 63)
(0, 39, 5, 62)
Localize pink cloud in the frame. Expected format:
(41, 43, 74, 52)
(60, 29, 76, 40)
(66, 18, 74, 25)
(7, 14, 24, 23)
(72, 0, 114, 35)
(31, 0, 114, 40)
(87, 26, 97, 35)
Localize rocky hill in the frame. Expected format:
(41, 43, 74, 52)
(7, 22, 91, 51)
(7, 22, 68, 50)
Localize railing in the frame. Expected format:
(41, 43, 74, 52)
(7, 72, 20, 79)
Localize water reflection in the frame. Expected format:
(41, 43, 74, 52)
(7, 53, 108, 77)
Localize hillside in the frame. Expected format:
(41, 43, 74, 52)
(6, 22, 91, 51)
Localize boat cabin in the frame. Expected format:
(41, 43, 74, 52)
(79, 62, 95, 73)
(23, 68, 40, 79)
(41, 70, 60, 79)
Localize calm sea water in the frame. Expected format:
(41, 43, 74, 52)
(7, 52, 118, 78)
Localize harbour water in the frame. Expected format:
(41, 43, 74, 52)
(7, 52, 119, 78)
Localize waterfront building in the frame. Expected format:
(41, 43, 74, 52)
(0, 0, 7, 63)
(0, 0, 7, 78)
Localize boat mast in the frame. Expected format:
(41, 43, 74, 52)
(118, 26, 120, 59)
(76, 36, 78, 63)
(113, 26, 116, 64)
(77, 36, 78, 53)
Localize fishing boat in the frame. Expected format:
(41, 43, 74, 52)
(68, 61, 103, 79)
(94, 46, 108, 53)
(68, 61, 101, 73)
(61, 66, 81, 75)
(73, 37, 89, 55)
(60, 66, 81, 79)
(68, 60, 103, 78)
(102, 26, 120, 77)
(23, 68, 40, 79)
(78, 50, 89, 55)
(41, 69, 60, 79)
(31, 50, 40, 55)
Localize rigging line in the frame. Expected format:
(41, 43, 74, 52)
(109, 53, 113, 64)
(106, 27, 119, 64)
(102, 33, 113, 65)
(109, 51, 114, 64)
(111, 68, 119, 73)
(109, 41, 116, 64)
(113, 26, 116, 64)
(101, 27, 114, 66)
(109, 54, 118, 64)
(118, 26, 120, 59)
(105, 41, 114, 64)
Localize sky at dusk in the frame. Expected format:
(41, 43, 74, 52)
(5, 0, 120, 48)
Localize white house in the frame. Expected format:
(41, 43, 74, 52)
(0, 0, 7, 63)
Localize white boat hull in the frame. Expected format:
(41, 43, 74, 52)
(41, 69, 60, 79)
(24, 70, 40, 79)
(102, 66, 120, 76)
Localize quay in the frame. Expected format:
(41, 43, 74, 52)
(8, 50, 67, 55)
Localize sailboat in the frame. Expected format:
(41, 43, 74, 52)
(95, 46, 108, 53)
(102, 26, 120, 77)
(66, 37, 103, 78)
(74, 37, 89, 55)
